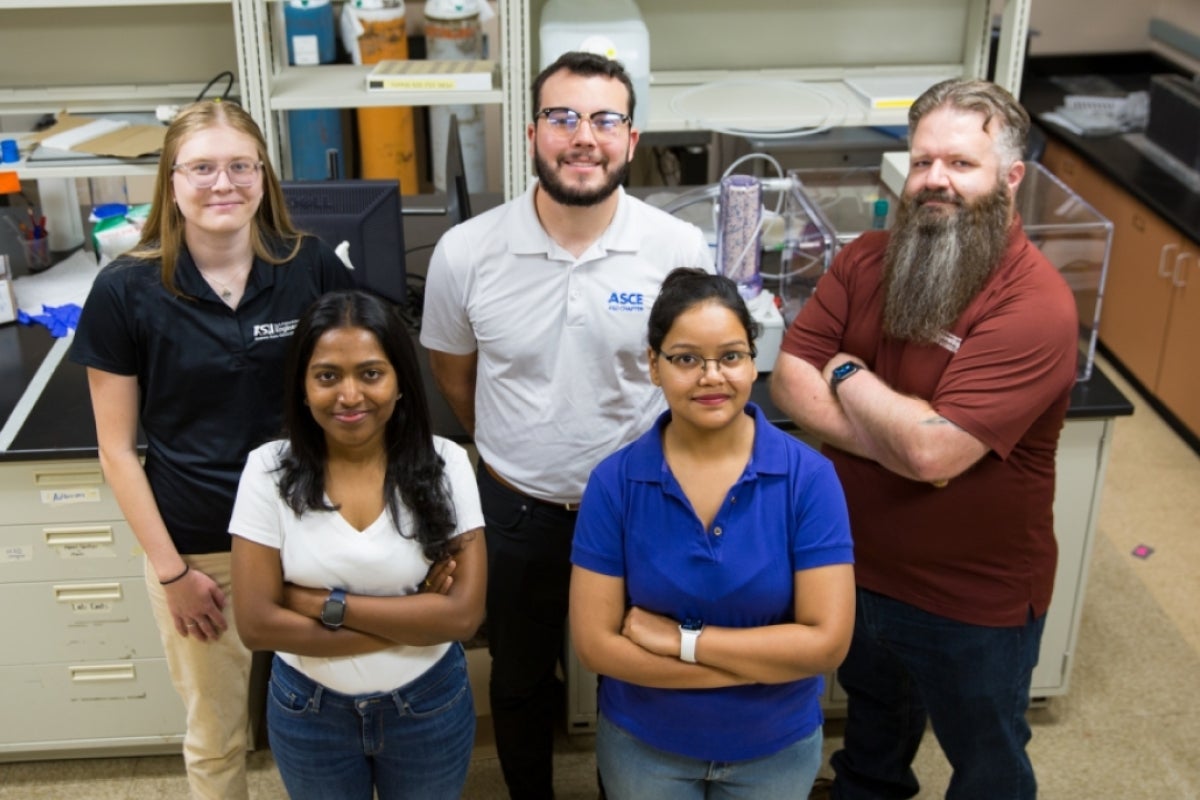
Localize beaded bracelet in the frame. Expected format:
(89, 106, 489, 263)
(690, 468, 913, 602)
(160, 564, 191, 586)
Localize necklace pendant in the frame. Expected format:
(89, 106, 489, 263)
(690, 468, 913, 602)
(221, 288, 232, 300)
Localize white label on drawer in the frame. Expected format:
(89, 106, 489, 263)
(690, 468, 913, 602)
(57, 544, 117, 560)
(41, 488, 102, 505)
(71, 601, 115, 614)
(2, 545, 33, 563)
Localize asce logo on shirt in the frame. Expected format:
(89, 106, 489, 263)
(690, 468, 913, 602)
(607, 291, 646, 313)
(253, 319, 299, 341)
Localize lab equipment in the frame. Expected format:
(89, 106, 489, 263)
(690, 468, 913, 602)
(282, 179, 407, 305)
(426, 0, 487, 194)
(717, 174, 763, 298)
(539, 0, 650, 130)
(341, 0, 420, 192)
(284, 0, 345, 180)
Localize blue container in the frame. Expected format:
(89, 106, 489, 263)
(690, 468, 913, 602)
(287, 110, 345, 180)
(284, 0, 336, 65)
(283, 0, 343, 180)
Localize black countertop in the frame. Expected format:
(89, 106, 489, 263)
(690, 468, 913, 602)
(1022, 52, 1200, 246)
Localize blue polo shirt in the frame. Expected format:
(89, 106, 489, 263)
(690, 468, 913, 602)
(70, 237, 354, 554)
(572, 402, 853, 762)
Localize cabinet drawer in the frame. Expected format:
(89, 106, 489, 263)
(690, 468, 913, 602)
(0, 659, 184, 748)
(0, 460, 124, 525)
(0, 521, 143, 582)
(0, 578, 162, 667)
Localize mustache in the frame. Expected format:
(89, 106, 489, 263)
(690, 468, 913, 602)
(912, 189, 962, 207)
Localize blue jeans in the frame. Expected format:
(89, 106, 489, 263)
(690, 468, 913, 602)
(266, 646, 475, 800)
(596, 713, 823, 800)
(831, 588, 1047, 800)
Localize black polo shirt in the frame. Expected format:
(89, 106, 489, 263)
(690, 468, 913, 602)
(70, 237, 355, 553)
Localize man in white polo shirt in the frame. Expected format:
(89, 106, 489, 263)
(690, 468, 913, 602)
(421, 51, 712, 800)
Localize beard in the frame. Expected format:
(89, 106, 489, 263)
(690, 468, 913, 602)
(882, 182, 1013, 344)
(533, 143, 630, 207)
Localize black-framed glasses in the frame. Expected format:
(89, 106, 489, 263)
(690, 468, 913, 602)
(172, 159, 263, 188)
(658, 350, 757, 373)
(534, 107, 631, 140)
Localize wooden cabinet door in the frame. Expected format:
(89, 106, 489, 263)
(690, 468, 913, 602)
(1099, 198, 1179, 388)
(1156, 249, 1200, 435)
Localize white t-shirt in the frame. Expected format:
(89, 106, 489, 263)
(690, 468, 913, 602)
(420, 184, 714, 504)
(230, 436, 483, 694)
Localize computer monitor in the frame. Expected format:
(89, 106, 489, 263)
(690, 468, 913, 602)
(282, 179, 407, 305)
(445, 113, 473, 226)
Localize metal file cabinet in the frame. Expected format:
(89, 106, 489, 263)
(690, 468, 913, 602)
(0, 459, 185, 761)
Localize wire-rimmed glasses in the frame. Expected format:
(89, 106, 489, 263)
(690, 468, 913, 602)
(173, 159, 264, 189)
(658, 350, 757, 373)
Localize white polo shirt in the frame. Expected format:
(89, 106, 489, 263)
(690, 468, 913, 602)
(421, 184, 713, 504)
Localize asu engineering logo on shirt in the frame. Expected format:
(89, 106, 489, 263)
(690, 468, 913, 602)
(253, 319, 299, 341)
(607, 291, 646, 313)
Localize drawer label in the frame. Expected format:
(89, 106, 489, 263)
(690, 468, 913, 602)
(2, 545, 33, 563)
(41, 488, 102, 505)
(71, 601, 115, 614)
(57, 544, 117, 560)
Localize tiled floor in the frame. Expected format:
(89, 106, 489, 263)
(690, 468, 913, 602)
(1, 357, 1197, 799)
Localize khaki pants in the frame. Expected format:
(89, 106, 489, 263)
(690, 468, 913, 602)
(145, 552, 253, 800)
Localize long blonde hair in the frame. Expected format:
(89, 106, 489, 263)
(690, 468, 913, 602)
(131, 100, 304, 296)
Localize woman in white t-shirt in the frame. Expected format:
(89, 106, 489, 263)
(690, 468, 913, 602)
(230, 289, 485, 800)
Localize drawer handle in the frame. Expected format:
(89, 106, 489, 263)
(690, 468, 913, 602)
(69, 664, 136, 683)
(54, 583, 124, 602)
(1158, 243, 1178, 278)
(33, 469, 105, 488)
(1174, 251, 1195, 289)
(44, 527, 116, 547)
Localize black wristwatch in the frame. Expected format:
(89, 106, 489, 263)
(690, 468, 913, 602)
(830, 361, 863, 397)
(320, 588, 347, 630)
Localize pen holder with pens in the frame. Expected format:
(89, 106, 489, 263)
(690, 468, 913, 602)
(22, 233, 51, 272)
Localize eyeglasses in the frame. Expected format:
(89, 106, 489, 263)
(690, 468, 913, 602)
(534, 107, 631, 140)
(172, 159, 264, 188)
(658, 351, 756, 373)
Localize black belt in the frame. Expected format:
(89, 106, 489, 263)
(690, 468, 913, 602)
(484, 463, 579, 512)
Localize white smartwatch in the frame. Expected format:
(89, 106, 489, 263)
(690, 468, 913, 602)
(679, 618, 704, 663)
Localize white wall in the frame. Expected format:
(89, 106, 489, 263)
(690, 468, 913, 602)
(1019, 0, 1200, 59)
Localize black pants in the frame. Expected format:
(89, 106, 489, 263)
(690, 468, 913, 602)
(477, 464, 577, 800)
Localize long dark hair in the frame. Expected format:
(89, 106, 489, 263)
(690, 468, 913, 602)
(278, 290, 458, 562)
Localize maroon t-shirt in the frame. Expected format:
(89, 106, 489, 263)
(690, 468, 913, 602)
(781, 221, 1078, 626)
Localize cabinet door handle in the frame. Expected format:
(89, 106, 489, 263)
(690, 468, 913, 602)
(54, 583, 124, 603)
(1173, 251, 1195, 289)
(1158, 243, 1179, 278)
(44, 527, 116, 547)
(33, 468, 105, 487)
(69, 664, 136, 683)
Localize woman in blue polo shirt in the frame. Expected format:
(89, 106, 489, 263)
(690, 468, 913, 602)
(570, 268, 855, 799)
(70, 100, 354, 799)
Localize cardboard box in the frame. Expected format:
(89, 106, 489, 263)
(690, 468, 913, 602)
(29, 113, 166, 159)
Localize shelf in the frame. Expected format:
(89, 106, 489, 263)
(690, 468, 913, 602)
(0, 0, 227, 7)
(267, 64, 503, 111)
(642, 69, 962, 134)
(0, 83, 229, 116)
(13, 157, 158, 180)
